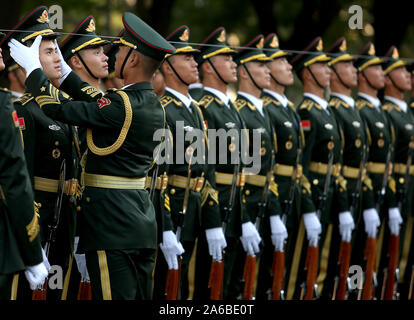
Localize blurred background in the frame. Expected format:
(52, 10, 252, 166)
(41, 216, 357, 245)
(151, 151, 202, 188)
(1, 0, 413, 103)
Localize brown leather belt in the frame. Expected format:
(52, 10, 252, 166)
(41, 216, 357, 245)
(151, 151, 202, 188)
(168, 174, 205, 192)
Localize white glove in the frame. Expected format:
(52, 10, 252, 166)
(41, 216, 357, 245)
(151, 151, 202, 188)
(240, 222, 261, 256)
(363, 208, 381, 238)
(8, 35, 42, 77)
(160, 230, 185, 270)
(74, 253, 90, 281)
(205, 227, 227, 261)
(270, 215, 288, 252)
(388, 207, 403, 236)
(24, 262, 48, 290)
(338, 211, 355, 242)
(303, 212, 322, 247)
(41, 247, 50, 272)
(53, 39, 72, 83)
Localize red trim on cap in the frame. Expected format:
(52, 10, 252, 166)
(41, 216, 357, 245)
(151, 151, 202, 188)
(105, 29, 125, 54)
(122, 15, 175, 53)
(291, 36, 322, 65)
(239, 34, 264, 53)
(326, 37, 345, 53)
(166, 25, 188, 40)
(264, 33, 276, 43)
(198, 26, 225, 49)
(60, 16, 94, 47)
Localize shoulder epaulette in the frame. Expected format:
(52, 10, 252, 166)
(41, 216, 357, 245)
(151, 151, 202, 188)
(0, 87, 10, 93)
(410, 101, 414, 108)
(299, 99, 316, 111)
(198, 95, 215, 109)
(262, 95, 280, 107)
(329, 97, 349, 109)
(355, 99, 373, 110)
(382, 102, 401, 113)
(287, 100, 296, 111)
(247, 102, 256, 111)
(234, 99, 247, 111)
(160, 95, 182, 108)
(14, 93, 34, 106)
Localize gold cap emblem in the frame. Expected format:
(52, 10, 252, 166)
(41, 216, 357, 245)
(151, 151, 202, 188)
(37, 10, 49, 23)
(179, 28, 189, 41)
(86, 19, 96, 32)
(270, 35, 279, 48)
(339, 39, 347, 51)
(392, 47, 399, 59)
(256, 38, 264, 49)
(316, 39, 323, 51)
(368, 44, 375, 55)
(217, 30, 226, 42)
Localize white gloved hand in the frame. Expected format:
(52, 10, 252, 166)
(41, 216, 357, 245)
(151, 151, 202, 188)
(74, 253, 90, 281)
(363, 208, 381, 238)
(8, 35, 42, 77)
(303, 212, 322, 247)
(270, 215, 288, 252)
(160, 230, 185, 270)
(25, 262, 48, 290)
(388, 207, 403, 236)
(205, 227, 227, 261)
(240, 222, 261, 256)
(338, 211, 355, 242)
(53, 39, 72, 83)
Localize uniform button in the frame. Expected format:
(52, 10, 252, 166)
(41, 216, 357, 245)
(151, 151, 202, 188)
(302, 189, 306, 194)
(245, 190, 250, 196)
(86, 197, 91, 203)
(170, 188, 176, 195)
(399, 178, 405, 184)
(55, 141, 59, 146)
(313, 179, 319, 185)
(77, 206, 82, 212)
(209, 200, 214, 206)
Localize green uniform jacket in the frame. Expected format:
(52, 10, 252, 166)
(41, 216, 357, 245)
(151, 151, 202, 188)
(329, 95, 376, 212)
(262, 92, 315, 222)
(297, 96, 349, 224)
(234, 93, 282, 226)
(25, 69, 162, 251)
(0, 88, 42, 274)
(198, 90, 247, 237)
(356, 95, 397, 210)
(161, 90, 222, 241)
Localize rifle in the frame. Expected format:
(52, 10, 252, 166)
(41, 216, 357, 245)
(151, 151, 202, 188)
(383, 145, 413, 299)
(32, 159, 66, 300)
(165, 147, 193, 300)
(301, 148, 334, 300)
(208, 158, 241, 300)
(149, 164, 160, 203)
(242, 150, 274, 300)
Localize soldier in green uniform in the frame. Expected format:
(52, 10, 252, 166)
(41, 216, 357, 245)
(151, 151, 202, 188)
(381, 46, 413, 299)
(189, 82, 204, 101)
(326, 37, 381, 299)
(408, 62, 414, 117)
(0, 33, 49, 299)
(9, 11, 176, 300)
(354, 42, 401, 300)
(0, 6, 82, 300)
(103, 30, 124, 91)
(1, 58, 25, 100)
(259, 33, 317, 300)
(194, 26, 248, 299)
(233, 34, 285, 300)
(156, 25, 226, 300)
(291, 37, 352, 299)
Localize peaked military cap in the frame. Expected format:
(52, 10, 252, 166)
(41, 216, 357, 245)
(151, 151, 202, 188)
(291, 37, 330, 72)
(112, 12, 175, 61)
(264, 33, 289, 59)
(382, 46, 407, 75)
(104, 29, 124, 80)
(406, 61, 414, 75)
(0, 6, 59, 47)
(60, 16, 110, 61)
(353, 42, 383, 72)
(164, 25, 199, 58)
(195, 27, 236, 64)
(234, 34, 271, 66)
(326, 37, 354, 66)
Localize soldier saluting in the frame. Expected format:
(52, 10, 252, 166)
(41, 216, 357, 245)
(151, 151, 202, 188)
(9, 11, 176, 300)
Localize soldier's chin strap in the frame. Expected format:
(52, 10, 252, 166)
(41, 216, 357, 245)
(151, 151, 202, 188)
(387, 73, 405, 92)
(76, 52, 99, 80)
(207, 58, 228, 85)
(120, 47, 134, 80)
(270, 73, 285, 88)
(331, 66, 351, 90)
(165, 58, 190, 86)
(306, 66, 325, 89)
(360, 70, 378, 92)
(242, 64, 263, 91)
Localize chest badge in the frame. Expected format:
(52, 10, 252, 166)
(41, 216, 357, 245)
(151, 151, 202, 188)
(284, 121, 293, 128)
(285, 141, 293, 150)
(324, 123, 333, 130)
(49, 124, 61, 131)
(183, 125, 194, 132)
(225, 122, 235, 129)
(52, 148, 61, 159)
(352, 121, 360, 128)
(375, 122, 384, 129)
(405, 124, 413, 131)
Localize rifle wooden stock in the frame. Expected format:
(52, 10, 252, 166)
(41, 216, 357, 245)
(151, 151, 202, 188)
(362, 237, 377, 300)
(384, 235, 400, 300)
(208, 260, 224, 300)
(242, 255, 256, 300)
(165, 258, 182, 300)
(32, 279, 47, 300)
(77, 280, 92, 300)
(271, 250, 285, 300)
(303, 245, 319, 300)
(334, 241, 351, 300)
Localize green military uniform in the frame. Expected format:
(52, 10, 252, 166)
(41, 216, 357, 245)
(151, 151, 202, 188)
(381, 46, 414, 299)
(354, 42, 399, 299)
(259, 33, 316, 300)
(21, 12, 175, 300)
(233, 35, 283, 299)
(189, 83, 204, 101)
(193, 26, 248, 299)
(0, 82, 43, 300)
(291, 37, 350, 299)
(0, 6, 81, 300)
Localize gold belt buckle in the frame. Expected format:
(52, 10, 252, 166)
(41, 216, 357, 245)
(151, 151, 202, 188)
(238, 173, 245, 187)
(296, 164, 303, 178)
(160, 174, 168, 192)
(64, 179, 78, 196)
